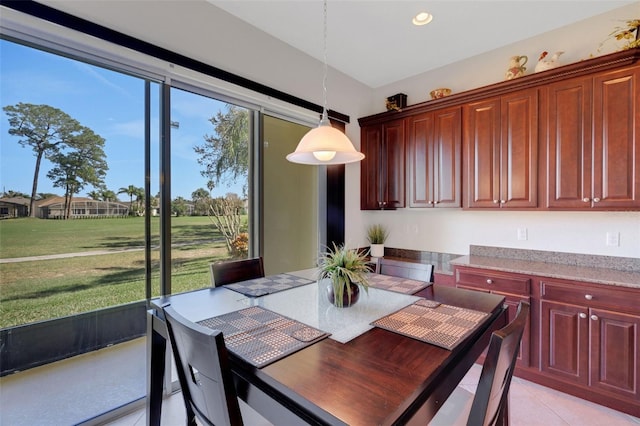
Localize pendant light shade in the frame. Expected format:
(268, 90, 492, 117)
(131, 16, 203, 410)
(286, 0, 364, 166)
(286, 116, 364, 165)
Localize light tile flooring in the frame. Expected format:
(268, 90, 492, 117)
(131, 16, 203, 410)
(2, 337, 639, 426)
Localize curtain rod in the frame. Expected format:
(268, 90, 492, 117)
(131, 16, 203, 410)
(0, 0, 350, 124)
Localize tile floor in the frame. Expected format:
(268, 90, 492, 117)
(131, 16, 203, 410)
(2, 337, 639, 426)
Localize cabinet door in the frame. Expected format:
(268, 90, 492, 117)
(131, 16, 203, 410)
(544, 77, 594, 208)
(589, 308, 640, 400)
(592, 66, 640, 209)
(500, 89, 538, 207)
(360, 124, 382, 210)
(433, 107, 462, 207)
(382, 119, 405, 209)
(408, 107, 461, 208)
(407, 112, 435, 207)
(540, 300, 589, 385)
(464, 98, 501, 208)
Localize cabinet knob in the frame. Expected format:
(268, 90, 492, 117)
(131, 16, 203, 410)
(486, 279, 493, 284)
(593, 197, 601, 203)
(584, 294, 593, 300)
(590, 314, 599, 321)
(493, 200, 499, 204)
(579, 313, 587, 319)
(500, 200, 506, 204)
(582, 197, 590, 202)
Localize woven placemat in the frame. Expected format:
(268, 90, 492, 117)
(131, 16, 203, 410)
(371, 299, 489, 350)
(225, 273, 315, 297)
(367, 273, 431, 294)
(198, 306, 328, 368)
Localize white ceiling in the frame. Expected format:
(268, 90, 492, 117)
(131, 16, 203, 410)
(209, 0, 636, 88)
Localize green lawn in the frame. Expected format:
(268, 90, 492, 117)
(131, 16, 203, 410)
(0, 216, 236, 328)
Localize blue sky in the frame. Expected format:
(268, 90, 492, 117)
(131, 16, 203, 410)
(0, 39, 244, 200)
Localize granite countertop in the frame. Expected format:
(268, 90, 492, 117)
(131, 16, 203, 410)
(450, 246, 640, 289)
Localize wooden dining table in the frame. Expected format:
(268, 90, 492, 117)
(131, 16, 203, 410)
(146, 270, 507, 426)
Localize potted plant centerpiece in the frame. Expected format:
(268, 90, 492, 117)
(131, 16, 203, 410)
(367, 224, 388, 258)
(319, 244, 370, 308)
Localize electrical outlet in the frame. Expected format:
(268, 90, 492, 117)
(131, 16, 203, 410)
(517, 228, 528, 241)
(606, 232, 620, 247)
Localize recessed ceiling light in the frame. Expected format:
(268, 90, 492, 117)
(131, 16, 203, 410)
(412, 12, 433, 26)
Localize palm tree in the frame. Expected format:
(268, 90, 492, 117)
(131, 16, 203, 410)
(118, 185, 143, 216)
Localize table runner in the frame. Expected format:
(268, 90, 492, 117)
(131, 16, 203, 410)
(367, 273, 431, 294)
(371, 299, 489, 350)
(197, 306, 329, 368)
(224, 273, 315, 297)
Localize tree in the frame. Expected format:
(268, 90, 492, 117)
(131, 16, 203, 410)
(1, 190, 30, 198)
(172, 196, 188, 217)
(46, 128, 108, 219)
(118, 185, 144, 216)
(3, 103, 85, 217)
(207, 193, 246, 254)
(194, 105, 249, 196)
(191, 187, 211, 216)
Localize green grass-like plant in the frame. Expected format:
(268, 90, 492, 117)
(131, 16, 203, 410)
(367, 224, 389, 245)
(318, 243, 370, 307)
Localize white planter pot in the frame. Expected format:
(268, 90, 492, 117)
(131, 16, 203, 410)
(370, 244, 385, 258)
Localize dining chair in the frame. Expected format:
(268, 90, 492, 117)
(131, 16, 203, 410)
(210, 257, 265, 287)
(378, 258, 433, 282)
(163, 304, 243, 426)
(429, 300, 530, 426)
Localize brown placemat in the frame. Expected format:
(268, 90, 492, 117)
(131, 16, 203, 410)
(198, 306, 329, 368)
(371, 299, 489, 350)
(224, 273, 314, 297)
(367, 273, 431, 294)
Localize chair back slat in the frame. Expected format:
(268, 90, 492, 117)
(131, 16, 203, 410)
(467, 301, 530, 426)
(163, 305, 243, 426)
(210, 257, 265, 287)
(379, 258, 433, 282)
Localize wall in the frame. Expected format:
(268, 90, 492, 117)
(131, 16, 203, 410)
(351, 2, 640, 258)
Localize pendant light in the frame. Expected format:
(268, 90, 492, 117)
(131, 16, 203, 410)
(286, 0, 364, 165)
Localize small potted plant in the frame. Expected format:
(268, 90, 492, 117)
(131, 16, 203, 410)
(319, 243, 370, 308)
(367, 224, 388, 258)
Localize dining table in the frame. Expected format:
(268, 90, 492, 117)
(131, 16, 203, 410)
(146, 268, 507, 426)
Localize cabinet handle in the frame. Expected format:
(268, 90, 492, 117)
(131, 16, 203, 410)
(590, 315, 599, 321)
(486, 279, 493, 284)
(579, 313, 587, 319)
(593, 197, 601, 203)
(584, 294, 593, 300)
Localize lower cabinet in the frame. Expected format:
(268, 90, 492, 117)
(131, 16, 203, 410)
(455, 266, 531, 367)
(455, 266, 640, 417)
(539, 279, 640, 406)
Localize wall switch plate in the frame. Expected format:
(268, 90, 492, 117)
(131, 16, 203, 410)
(517, 228, 528, 241)
(606, 232, 620, 247)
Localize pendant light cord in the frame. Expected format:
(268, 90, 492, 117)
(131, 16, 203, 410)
(321, 0, 329, 123)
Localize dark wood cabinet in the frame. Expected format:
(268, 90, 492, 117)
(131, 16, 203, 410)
(455, 266, 531, 366)
(358, 49, 640, 212)
(463, 89, 538, 208)
(407, 107, 461, 208)
(542, 64, 640, 209)
(539, 278, 640, 409)
(360, 119, 405, 210)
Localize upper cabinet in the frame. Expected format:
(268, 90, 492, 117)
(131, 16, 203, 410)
(407, 107, 461, 208)
(463, 89, 538, 208)
(541, 65, 640, 209)
(360, 118, 405, 210)
(358, 49, 640, 212)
